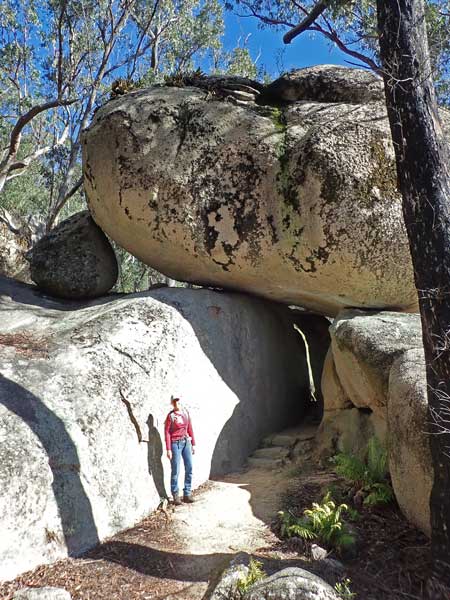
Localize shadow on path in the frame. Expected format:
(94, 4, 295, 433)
(0, 374, 99, 554)
(84, 540, 311, 584)
(85, 540, 231, 582)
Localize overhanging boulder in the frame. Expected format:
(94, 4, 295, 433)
(82, 66, 436, 316)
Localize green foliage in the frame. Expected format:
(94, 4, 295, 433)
(236, 558, 266, 594)
(332, 437, 394, 507)
(111, 78, 143, 98)
(0, 0, 227, 230)
(278, 492, 356, 553)
(363, 482, 394, 507)
(335, 577, 357, 599)
(164, 67, 207, 87)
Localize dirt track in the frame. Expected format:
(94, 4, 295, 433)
(0, 466, 294, 600)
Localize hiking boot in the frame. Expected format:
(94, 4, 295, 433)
(172, 494, 182, 506)
(183, 494, 195, 503)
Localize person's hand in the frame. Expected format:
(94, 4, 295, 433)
(192, 446, 195, 455)
(167, 450, 172, 460)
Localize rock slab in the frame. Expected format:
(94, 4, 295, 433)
(28, 211, 118, 299)
(82, 66, 428, 316)
(0, 276, 308, 581)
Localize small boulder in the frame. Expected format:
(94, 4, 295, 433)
(205, 552, 251, 600)
(244, 567, 338, 600)
(28, 211, 118, 299)
(13, 588, 71, 600)
(262, 64, 384, 104)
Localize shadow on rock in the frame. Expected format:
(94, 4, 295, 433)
(149, 288, 309, 477)
(147, 413, 168, 500)
(0, 374, 100, 554)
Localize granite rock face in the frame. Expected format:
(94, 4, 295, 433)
(82, 66, 429, 316)
(27, 211, 118, 299)
(388, 349, 432, 536)
(0, 277, 308, 581)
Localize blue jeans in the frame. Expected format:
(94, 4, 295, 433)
(171, 437, 193, 496)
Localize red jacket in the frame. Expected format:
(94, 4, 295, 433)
(164, 408, 195, 451)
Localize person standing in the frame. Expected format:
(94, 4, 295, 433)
(164, 396, 195, 505)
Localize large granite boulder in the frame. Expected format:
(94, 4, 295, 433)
(0, 276, 308, 581)
(388, 349, 432, 536)
(327, 310, 422, 416)
(82, 66, 429, 317)
(318, 310, 432, 534)
(28, 211, 118, 299)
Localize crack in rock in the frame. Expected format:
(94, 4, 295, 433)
(119, 388, 143, 443)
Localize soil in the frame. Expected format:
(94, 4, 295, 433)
(0, 461, 430, 600)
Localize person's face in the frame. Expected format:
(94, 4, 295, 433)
(171, 398, 180, 410)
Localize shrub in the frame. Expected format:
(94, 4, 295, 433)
(278, 492, 355, 554)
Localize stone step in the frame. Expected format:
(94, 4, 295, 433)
(252, 446, 290, 460)
(247, 456, 285, 470)
(264, 425, 318, 449)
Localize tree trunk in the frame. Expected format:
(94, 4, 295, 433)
(377, 0, 450, 594)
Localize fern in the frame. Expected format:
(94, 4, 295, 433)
(332, 437, 394, 507)
(335, 578, 357, 599)
(366, 437, 389, 483)
(333, 453, 367, 485)
(236, 558, 266, 594)
(363, 482, 394, 506)
(278, 493, 355, 554)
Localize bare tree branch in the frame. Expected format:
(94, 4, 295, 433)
(4, 98, 77, 164)
(283, 0, 329, 44)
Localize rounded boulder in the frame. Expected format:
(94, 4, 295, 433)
(28, 211, 118, 299)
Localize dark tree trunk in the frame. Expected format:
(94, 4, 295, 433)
(377, 0, 450, 594)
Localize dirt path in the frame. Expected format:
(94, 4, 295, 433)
(0, 466, 295, 600)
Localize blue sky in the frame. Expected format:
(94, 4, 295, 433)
(223, 11, 347, 77)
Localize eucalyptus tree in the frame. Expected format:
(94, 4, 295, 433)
(0, 0, 224, 229)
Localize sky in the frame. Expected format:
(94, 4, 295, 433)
(223, 10, 348, 77)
